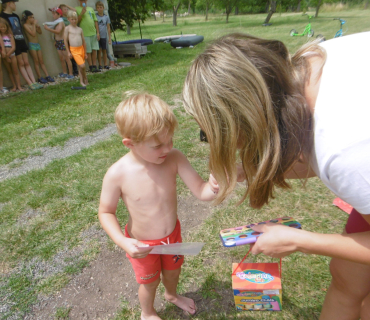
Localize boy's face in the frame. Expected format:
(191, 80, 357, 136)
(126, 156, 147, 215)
(8, 2, 17, 11)
(96, 5, 104, 14)
(68, 16, 78, 26)
(52, 12, 61, 20)
(26, 15, 35, 24)
(61, 7, 69, 17)
(128, 129, 174, 165)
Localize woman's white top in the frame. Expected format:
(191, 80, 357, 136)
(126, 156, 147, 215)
(311, 32, 370, 214)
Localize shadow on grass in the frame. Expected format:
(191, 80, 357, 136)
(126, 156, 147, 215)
(156, 277, 322, 319)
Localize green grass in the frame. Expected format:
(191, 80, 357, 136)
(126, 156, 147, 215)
(0, 9, 370, 320)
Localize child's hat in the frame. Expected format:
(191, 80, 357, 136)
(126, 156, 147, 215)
(48, 7, 63, 15)
(21, 10, 33, 22)
(1, 0, 20, 3)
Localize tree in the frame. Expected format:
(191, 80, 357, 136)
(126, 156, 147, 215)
(196, 0, 214, 20)
(107, 0, 163, 33)
(215, 0, 239, 22)
(263, 0, 277, 24)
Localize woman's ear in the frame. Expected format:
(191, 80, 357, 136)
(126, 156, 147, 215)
(122, 138, 134, 149)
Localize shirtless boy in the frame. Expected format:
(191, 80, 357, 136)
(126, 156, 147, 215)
(44, 7, 73, 79)
(99, 93, 219, 320)
(64, 11, 88, 87)
(22, 10, 54, 84)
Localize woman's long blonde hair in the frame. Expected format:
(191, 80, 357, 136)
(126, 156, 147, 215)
(183, 33, 326, 208)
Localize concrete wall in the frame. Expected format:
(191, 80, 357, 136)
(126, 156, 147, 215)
(2, 0, 109, 87)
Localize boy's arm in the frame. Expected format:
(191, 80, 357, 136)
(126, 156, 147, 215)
(107, 23, 111, 44)
(81, 29, 87, 59)
(23, 23, 36, 37)
(98, 168, 152, 258)
(175, 149, 219, 201)
(94, 21, 100, 40)
(64, 27, 71, 59)
(63, 4, 76, 12)
(35, 21, 42, 34)
(44, 22, 63, 34)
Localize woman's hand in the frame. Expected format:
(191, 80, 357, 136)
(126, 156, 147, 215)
(250, 223, 303, 258)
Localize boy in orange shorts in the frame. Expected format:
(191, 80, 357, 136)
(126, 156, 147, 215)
(99, 93, 219, 320)
(64, 11, 88, 87)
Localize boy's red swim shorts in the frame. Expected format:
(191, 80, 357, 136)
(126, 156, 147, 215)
(124, 219, 184, 284)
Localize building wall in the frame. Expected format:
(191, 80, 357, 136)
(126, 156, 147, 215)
(1, 0, 109, 87)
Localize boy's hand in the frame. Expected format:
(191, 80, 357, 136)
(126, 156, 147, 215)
(68, 52, 72, 60)
(85, 53, 88, 59)
(81, 6, 87, 15)
(209, 173, 219, 194)
(108, 39, 112, 45)
(43, 25, 49, 31)
(122, 238, 153, 259)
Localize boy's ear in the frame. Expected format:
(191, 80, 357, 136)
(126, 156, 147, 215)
(122, 138, 134, 149)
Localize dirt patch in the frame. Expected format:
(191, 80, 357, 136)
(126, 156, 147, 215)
(26, 195, 214, 319)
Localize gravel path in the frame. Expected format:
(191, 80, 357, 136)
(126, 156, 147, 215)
(0, 124, 117, 182)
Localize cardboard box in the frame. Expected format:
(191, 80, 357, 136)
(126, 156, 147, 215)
(232, 262, 282, 311)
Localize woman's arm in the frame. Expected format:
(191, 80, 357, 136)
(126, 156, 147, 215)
(250, 216, 370, 265)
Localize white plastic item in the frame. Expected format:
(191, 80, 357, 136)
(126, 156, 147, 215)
(137, 242, 205, 255)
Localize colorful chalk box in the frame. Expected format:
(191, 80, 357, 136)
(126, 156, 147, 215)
(220, 217, 301, 247)
(232, 263, 282, 311)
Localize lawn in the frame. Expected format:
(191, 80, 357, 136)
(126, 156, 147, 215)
(1, 9, 370, 320)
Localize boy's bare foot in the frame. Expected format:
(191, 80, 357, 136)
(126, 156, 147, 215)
(165, 293, 196, 315)
(11, 87, 17, 92)
(141, 311, 162, 320)
(17, 87, 25, 92)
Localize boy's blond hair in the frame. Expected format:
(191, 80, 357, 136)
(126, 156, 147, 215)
(115, 93, 178, 143)
(96, 1, 104, 8)
(67, 10, 78, 19)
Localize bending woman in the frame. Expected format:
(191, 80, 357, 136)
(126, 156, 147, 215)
(183, 32, 370, 319)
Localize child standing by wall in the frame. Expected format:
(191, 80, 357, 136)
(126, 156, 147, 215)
(72, 0, 101, 73)
(22, 10, 54, 84)
(95, 1, 111, 70)
(0, 0, 42, 90)
(64, 11, 88, 87)
(0, 29, 8, 94)
(0, 17, 23, 92)
(44, 7, 74, 79)
(99, 93, 219, 320)
(58, 4, 78, 76)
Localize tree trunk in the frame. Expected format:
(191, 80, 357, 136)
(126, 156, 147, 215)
(205, 2, 209, 21)
(264, 0, 276, 24)
(265, 0, 270, 12)
(365, 0, 369, 8)
(235, 6, 239, 15)
(153, 12, 156, 20)
(296, 0, 301, 12)
(126, 24, 131, 35)
(315, 0, 322, 17)
(173, 1, 181, 26)
(188, 0, 191, 14)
